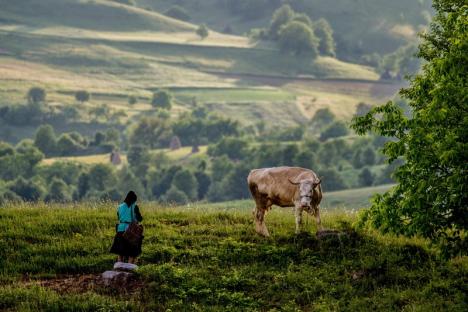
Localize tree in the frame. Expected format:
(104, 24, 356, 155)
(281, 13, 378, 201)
(127, 144, 150, 178)
(278, 21, 319, 57)
(34, 124, 57, 156)
(313, 18, 336, 57)
(116, 166, 145, 198)
(151, 90, 172, 110)
(268, 4, 294, 40)
(129, 117, 172, 149)
(196, 24, 209, 39)
(75, 90, 90, 103)
(56, 133, 85, 156)
(9, 177, 44, 201)
(362, 147, 376, 166)
(172, 169, 198, 201)
(320, 168, 347, 191)
(351, 0, 467, 255)
(195, 171, 211, 200)
(310, 108, 335, 130)
(207, 137, 248, 160)
(27, 87, 46, 104)
(165, 5, 191, 21)
(359, 168, 374, 187)
(45, 178, 72, 202)
(88, 164, 116, 192)
(293, 150, 317, 169)
(319, 121, 349, 141)
(163, 185, 188, 205)
(128, 95, 138, 105)
(293, 13, 312, 27)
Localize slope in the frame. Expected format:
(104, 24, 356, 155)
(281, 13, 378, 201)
(0, 0, 195, 32)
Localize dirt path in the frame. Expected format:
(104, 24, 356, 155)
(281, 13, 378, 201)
(20, 274, 144, 294)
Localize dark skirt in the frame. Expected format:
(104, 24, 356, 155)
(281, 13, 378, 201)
(110, 231, 143, 257)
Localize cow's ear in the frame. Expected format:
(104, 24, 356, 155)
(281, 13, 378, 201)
(313, 177, 322, 187)
(288, 178, 300, 185)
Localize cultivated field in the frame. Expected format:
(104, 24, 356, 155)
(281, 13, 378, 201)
(0, 200, 466, 311)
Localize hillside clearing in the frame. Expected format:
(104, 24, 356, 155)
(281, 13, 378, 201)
(0, 202, 465, 311)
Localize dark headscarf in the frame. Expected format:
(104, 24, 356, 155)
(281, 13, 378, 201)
(124, 191, 137, 206)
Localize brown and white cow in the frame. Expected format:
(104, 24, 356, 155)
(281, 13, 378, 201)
(247, 166, 322, 236)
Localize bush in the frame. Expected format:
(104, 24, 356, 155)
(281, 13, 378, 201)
(128, 95, 137, 105)
(196, 24, 209, 39)
(27, 87, 46, 104)
(151, 90, 172, 110)
(75, 90, 90, 103)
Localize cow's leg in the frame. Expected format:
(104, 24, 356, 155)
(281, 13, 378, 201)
(252, 193, 270, 237)
(294, 205, 303, 234)
(255, 206, 269, 237)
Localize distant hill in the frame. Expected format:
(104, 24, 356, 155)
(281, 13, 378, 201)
(139, 0, 433, 58)
(0, 0, 195, 32)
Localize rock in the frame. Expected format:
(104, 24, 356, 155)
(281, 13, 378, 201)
(101, 270, 134, 286)
(113, 262, 138, 272)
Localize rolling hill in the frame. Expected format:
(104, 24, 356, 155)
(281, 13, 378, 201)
(0, 0, 404, 144)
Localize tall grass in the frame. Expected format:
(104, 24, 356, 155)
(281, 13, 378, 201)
(0, 202, 466, 311)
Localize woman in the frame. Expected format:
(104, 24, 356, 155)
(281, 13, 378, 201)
(110, 191, 143, 264)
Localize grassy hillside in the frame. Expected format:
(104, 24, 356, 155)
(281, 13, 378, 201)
(0, 202, 466, 311)
(139, 0, 433, 57)
(0, 0, 195, 32)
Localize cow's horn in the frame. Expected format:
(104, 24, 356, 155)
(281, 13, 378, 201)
(288, 178, 300, 185)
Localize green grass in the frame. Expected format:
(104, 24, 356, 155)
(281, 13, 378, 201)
(0, 0, 195, 32)
(0, 201, 466, 311)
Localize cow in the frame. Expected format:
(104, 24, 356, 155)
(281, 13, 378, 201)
(247, 166, 322, 236)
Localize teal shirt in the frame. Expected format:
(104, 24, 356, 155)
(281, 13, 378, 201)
(117, 202, 136, 232)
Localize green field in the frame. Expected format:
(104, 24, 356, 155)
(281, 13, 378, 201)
(0, 200, 466, 311)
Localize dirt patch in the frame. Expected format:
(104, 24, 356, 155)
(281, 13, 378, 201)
(22, 274, 145, 295)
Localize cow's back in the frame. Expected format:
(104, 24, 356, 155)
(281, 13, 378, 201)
(248, 167, 318, 206)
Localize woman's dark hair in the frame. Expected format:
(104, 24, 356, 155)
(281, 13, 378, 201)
(124, 191, 137, 206)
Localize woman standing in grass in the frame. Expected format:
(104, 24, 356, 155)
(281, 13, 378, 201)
(110, 191, 143, 264)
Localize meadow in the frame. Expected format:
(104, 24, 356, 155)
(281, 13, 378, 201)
(0, 198, 466, 311)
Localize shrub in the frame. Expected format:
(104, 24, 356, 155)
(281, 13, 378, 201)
(27, 87, 46, 104)
(151, 90, 172, 110)
(196, 24, 209, 39)
(75, 90, 90, 103)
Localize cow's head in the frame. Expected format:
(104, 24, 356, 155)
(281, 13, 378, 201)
(288, 178, 321, 210)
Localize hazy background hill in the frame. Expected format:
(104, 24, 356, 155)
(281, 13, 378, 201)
(0, 0, 428, 204)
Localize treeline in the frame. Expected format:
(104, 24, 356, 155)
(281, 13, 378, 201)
(0, 87, 395, 204)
